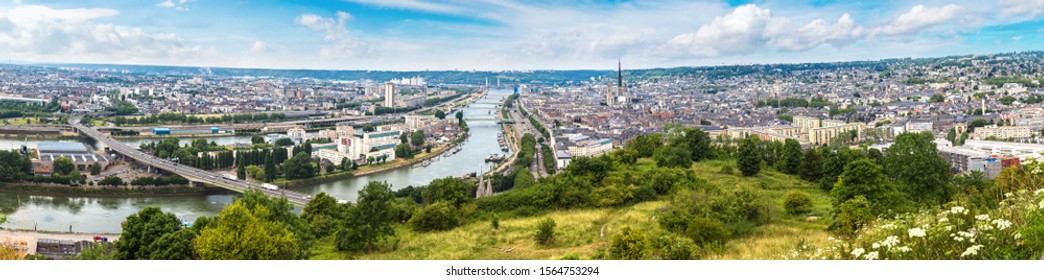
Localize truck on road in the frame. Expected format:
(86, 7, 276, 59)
(261, 183, 279, 191)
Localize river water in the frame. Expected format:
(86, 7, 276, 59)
(0, 89, 510, 233)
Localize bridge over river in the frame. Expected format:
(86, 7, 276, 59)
(69, 116, 313, 206)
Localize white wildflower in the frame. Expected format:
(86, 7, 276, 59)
(908, 227, 927, 238)
(960, 245, 984, 258)
(950, 206, 968, 215)
(1039, 200, 1044, 210)
(881, 236, 900, 248)
(881, 223, 896, 230)
(954, 236, 964, 242)
(872, 242, 880, 249)
(1034, 188, 1044, 196)
(1005, 192, 1013, 198)
(851, 248, 865, 258)
(1015, 233, 1022, 240)
(944, 225, 953, 231)
(864, 251, 879, 260)
(938, 217, 949, 223)
(957, 231, 975, 239)
(896, 246, 912, 253)
(992, 219, 1013, 230)
(975, 214, 990, 221)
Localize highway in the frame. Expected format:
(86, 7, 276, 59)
(69, 116, 314, 206)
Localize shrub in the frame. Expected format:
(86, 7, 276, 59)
(783, 190, 814, 215)
(651, 234, 698, 260)
(720, 165, 734, 175)
(407, 201, 462, 232)
(684, 217, 730, 247)
(609, 227, 647, 260)
(534, 218, 556, 246)
(491, 214, 500, 230)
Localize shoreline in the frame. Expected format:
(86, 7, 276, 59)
(0, 183, 230, 198)
(282, 136, 466, 189)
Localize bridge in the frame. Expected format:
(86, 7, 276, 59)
(69, 116, 313, 207)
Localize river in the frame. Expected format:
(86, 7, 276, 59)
(0, 89, 510, 233)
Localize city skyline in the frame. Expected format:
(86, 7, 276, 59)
(0, 0, 1042, 70)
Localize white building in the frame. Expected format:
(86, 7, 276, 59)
(971, 125, 1032, 140)
(383, 82, 395, 108)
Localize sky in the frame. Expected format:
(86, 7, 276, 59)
(0, 0, 1042, 71)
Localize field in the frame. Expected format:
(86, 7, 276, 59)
(313, 159, 838, 260)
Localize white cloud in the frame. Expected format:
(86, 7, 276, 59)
(872, 4, 963, 37)
(157, 0, 193, 11)
(664, 4, 787, 57)
(775, 13, 864, 52)
(998, 0, 1044, 17)
(0, 5, 209, 64)
(251, 41, 268, 52)
(295, 11, 368, 58)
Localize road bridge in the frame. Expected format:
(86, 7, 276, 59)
(69, 116, 313, 206)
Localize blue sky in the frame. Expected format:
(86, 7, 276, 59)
(0, 0, 1042, 70)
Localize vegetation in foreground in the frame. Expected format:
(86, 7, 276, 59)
(6, 127, 1043, 260)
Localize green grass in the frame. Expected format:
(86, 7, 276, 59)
(311, 158, 838, 260)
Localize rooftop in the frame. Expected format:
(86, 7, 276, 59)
(37, 142, 90, 153)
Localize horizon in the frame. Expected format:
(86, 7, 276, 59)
(1, 1, 1043, 71)
(9, 49, 1043, 73)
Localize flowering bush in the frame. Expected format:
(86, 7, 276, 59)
(807, 188, 1044, 260)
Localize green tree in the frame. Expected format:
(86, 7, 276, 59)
(929, 93, 946, 103)
(394, 143, 414, 159)
(410, 130, 425, 146)
(400, 132, 409, 144)
(336, 181, 396, 252)
(884, 132, 953, 205)
(114, 207, 182, 260)
(89, 162, 102, 176)
(737, 136, 762, 176)
(832, 158, 911, 215)
(631, 133, 664, 157)
(283, 152, 315, 180)
(408, 201, 462, 232)
(798, 148, 822, 182)
(274, 138, 294, 146)
(946, 127, 957, 145)
(434, 110, 446, 119)
(194, 201, 299, 260)
(653, 145, 692, 168)
(423, 177, 472, 207)
(777, 139, 802, 175)
(251, 135, 265, 144)
(534, 218, 556, 246)
(237, 162, 246, 180)
(513, 168, 536, 189)
(609, 227, 647, 260)
(612, 148, 639, 165)
(52, 156, 74, 176)
(300, 192, 344, 238)
(670, 128, 712, 161)
(263, 154, 278, 182)
(145, 228, 197, 260)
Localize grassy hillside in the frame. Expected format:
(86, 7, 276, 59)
(313, 159, 838, 260)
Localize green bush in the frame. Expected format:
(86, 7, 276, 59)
(783, 190, 814, 215)
(407, 201, 462, 232)
(534, 218, 556, 246)
(684, 217, 730, 246)
(651, 234, 698, 260)
(609, 227, 647, 259)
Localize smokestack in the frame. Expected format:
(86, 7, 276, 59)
(981, 98, 986, 116)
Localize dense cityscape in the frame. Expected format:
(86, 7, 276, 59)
(3, 1, 1044, 271)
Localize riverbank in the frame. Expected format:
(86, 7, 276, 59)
(0, 183, 228, 198)
(281, 136, 467, 189)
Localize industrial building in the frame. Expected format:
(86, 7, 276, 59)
(32, 142, 111, 175)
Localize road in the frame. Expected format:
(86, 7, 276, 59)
(506, 100, 550, 178)
(69, 116, 313, 206)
